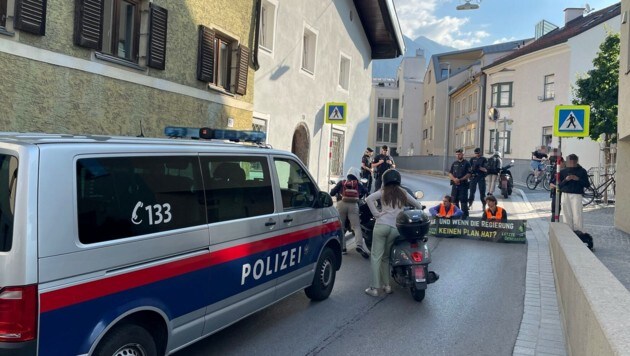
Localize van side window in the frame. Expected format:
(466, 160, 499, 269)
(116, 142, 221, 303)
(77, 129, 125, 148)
(273, 158, 317, 210)
(201, 156, 274, 223)
(76, 156, 206, 244)
(0, 155, 17, 252)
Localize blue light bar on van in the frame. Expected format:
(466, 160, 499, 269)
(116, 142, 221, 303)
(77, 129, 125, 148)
(164, 126, 266, 144)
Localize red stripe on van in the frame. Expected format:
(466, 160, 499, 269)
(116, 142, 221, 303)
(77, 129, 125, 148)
(40, 221, 341, 313)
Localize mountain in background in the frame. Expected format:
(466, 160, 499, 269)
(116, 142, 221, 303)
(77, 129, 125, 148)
(372, 35, 455, 79)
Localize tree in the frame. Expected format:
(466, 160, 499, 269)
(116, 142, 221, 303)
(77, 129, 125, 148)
(572, 32, 619, 202)
(572, 31, 619, 150)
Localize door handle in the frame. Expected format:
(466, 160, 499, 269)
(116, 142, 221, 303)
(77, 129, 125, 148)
(265, 221, 276, 227)
(322, 219, 329, 223)
(283, 217, 293, 223)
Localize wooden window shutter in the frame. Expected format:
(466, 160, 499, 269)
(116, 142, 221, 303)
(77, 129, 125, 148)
(14, 0, 48, 35)
(147, 3, 168, 70)
(73, 0, 104, 50)
(197, 25, 215, 83)
(235, 45, 249, 95)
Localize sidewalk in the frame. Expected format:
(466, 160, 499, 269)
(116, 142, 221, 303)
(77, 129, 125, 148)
(506, 188, 567, 356)
(519, 187, 630, 291)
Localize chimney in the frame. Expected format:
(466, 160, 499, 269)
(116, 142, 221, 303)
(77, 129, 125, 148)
(564, 8, 584, 25)
(415, 49, 425, 58)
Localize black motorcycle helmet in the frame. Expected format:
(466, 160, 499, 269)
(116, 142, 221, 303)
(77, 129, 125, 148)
(396, 209, 430, 238)
(382, 169, 401, 186)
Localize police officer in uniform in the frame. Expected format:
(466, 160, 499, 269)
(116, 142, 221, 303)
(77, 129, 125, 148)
(448, 148, 471, 219)
(468, 147, 488, 210)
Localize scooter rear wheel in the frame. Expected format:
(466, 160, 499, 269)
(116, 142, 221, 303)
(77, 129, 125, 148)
(410, 287, 425, 302)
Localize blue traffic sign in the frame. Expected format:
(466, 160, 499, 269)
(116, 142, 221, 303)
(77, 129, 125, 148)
(554, 105, 590, 137)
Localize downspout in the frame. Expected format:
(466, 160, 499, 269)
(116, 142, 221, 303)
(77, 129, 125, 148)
(478, 73, 486, 150)
(252, 0, 261, 70)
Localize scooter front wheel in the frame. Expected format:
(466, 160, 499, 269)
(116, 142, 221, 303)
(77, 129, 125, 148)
(410, 286, 425, 302)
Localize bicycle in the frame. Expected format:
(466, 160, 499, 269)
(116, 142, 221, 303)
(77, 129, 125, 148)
(582, 172, 616, 206)
(526, 161, 553, 190)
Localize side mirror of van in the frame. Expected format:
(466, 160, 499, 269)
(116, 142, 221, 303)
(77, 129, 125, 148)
(316, 191, 334, 208)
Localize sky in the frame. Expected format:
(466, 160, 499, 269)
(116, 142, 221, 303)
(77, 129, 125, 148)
(393, 0, 621, 49)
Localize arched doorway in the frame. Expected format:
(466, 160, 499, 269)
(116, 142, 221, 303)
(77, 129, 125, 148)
(291, 123, 310, 166)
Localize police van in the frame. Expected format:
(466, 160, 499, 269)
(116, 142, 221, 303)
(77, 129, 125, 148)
(0, 129, 342, 355)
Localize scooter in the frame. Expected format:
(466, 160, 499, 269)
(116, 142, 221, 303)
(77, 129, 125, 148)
(499, 160, 515, 199)
(360, 191, 439, 302)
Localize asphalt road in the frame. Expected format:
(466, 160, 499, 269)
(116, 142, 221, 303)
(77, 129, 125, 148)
(176, 173, 527, 356)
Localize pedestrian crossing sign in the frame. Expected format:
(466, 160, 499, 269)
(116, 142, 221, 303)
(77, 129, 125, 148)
(554, 105, 590, 137)
(325, 102, 347, 124)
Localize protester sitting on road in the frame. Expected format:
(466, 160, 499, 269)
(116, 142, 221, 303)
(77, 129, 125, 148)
(365, 169, 422, 297)
(429, 195, 463, 219)
(482, 195, 508, 222)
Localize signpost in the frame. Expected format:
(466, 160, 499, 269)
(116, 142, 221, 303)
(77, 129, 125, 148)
(552, 105, 591, 221)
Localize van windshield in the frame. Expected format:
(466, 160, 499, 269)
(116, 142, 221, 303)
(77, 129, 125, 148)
(0, 154, 17, 252)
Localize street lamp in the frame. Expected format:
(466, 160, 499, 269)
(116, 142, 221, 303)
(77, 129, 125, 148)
(456, 0, 480, 10)
(442, 62, 451, 173)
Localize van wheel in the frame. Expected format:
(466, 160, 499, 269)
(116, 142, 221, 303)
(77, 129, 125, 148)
(305, 247, 337, 301)
(93, 324, 157, 356)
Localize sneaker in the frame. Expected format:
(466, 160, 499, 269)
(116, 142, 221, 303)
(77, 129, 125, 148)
(365, 287, 379, 297)
(383, 285, 393, 294)
(356, 246, 370, 259)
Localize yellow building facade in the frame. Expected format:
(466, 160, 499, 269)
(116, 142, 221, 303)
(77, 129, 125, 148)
(0, 0, 256, 137)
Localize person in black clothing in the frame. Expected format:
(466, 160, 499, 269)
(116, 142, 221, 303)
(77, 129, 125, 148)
(372, 145, 396, 191)
(558, 154, 589, 231)
(530, 146, 548, 182)
(468, 147, 487, 210)
(549, 155, 564, 222)
(448, 148, 471, 219)
(361, 147, 374, 193)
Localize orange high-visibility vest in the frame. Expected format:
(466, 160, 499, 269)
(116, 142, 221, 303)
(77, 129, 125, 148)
(439, 204, 456, 217)
(485, 206, 504, 220)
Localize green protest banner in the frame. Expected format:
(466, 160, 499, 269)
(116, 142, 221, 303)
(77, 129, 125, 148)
(427, 217, 527, 244)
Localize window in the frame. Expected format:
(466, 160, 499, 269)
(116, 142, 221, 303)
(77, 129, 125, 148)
(441, 68, 449, 79)
(491, 82, 513, 107)
(101, 0, 141, 61)
(427, 70, 431, 84)
(338, 54, 351, 90)
(0, 155, 17, 252)
(423, 129, 428, 139)
(431, 96, 434, 110)
(259, 0, 276, 52)
(202, 156, 274, 223)
(197, 26, 250, 95)
(376, 122, 398, 143)
(77, 156, 206, 244)
(542, 126, 553, 147)
(430, 126, 433, 139)
(330, 130, 345, 176)
(468, 94, 473, 113)
(274, 159, 317, 210)
(423, 102, 428, 115)
(489, 129, 512, 154)
(301, 26, 317, 74)
(377, 99, 398, 119)
(74, 1, 168, 69)
(392, 99, 399, 119)
(544, 74, 555, 100)
(455, 100, 460, 118)
(462, 98, 467, 115)
(473, 91, 478, 111)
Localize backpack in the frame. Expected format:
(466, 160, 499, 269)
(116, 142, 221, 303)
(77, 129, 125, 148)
(341, 179, 360, 202)
(487, 156, 500, 174)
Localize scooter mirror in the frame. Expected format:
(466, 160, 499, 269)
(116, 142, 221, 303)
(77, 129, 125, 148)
(414, 191, 424, 199)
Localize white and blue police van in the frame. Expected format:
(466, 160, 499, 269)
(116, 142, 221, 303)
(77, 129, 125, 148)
(0, 128, 342, 355)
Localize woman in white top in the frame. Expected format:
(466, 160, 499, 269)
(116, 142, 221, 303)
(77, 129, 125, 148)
(365, 169, 423, 296)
